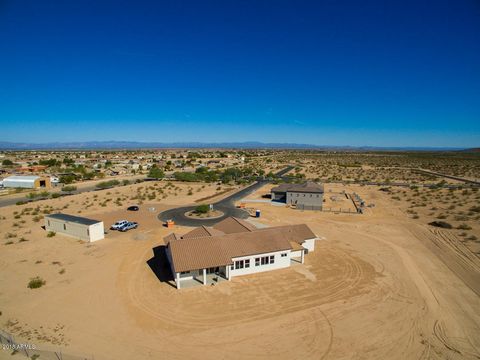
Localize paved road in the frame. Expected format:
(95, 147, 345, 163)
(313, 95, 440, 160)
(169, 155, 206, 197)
(158, 166, 293, 226)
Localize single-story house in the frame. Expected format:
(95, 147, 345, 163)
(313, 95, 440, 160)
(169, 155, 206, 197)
(271, 181, 324, 210)
(164, 217, 318, 289)
(2, 175, 51, 189)
(44, 213, 104, 242)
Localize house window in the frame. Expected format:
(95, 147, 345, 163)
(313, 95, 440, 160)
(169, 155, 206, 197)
(48, 220, 50, 226)
(310, 194, 312, 197)
(303, 194, 306, 197)
(231, 265, 234, 270)
(63, 224, 66, 230)
(255, 258, 260, 266)
(180, 271, 189, 275)
(270, 255, 275, 264)
(87, 229, 90, 236)
(296, 193, 299, 197)
(317, 194, 319, 197)
(260, 256, 273, 265)
(235, 260, 244, 269)
(245, 259, 250, 268)
(281, 253, 287, 257)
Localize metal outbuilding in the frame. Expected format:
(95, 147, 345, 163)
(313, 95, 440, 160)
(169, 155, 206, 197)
(2, 175, 51, 189)
(44, 213, 105, 242)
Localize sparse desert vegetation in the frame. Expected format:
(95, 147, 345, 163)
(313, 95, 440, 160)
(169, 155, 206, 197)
(0, 149, 479, 360)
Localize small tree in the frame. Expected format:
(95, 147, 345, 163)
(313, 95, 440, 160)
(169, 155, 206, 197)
(148, 165, 165, 179)
(195, 204, 210, 214)
(59, 175, 76, 184)
(2, 159, 13, 166)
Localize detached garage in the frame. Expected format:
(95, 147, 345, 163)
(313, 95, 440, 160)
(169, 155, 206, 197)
(2, 175, 51, 189)
(45, 213, 104, 242)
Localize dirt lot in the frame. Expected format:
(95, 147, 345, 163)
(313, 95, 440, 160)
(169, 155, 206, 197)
(1, 181, 480, 359)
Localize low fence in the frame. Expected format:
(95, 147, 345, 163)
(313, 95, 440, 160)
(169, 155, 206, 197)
(321, 207, 358, 214)
(0, 329, 92, 360)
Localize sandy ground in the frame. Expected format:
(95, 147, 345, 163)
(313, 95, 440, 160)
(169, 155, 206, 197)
(1, 181, 480, 359)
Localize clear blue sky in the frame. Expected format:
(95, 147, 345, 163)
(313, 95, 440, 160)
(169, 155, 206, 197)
(0, 0, 479, 147)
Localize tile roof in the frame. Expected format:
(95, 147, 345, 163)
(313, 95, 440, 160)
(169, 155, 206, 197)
(165, 217, 317, 272)
(212, 216, 258, 234)
(181, 226, 225, 239)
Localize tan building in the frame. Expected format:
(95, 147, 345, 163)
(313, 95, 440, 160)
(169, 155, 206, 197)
(45, 213, 105, 242)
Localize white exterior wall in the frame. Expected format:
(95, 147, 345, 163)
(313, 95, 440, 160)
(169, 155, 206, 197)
(302, 238, 317, 252)
(290, 249, 303, 258)
(178, 271, 195, 280)
(229, 250, 291, 279)
(88, 222, 105, 242)
(45, 218, 104, 242)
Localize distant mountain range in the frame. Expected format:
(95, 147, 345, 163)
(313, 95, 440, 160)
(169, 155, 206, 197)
(0, 141, 472, 151)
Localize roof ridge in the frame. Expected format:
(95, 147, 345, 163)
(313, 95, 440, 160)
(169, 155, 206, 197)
(202, 225, 214, 236)
(231, 216, 253, 231)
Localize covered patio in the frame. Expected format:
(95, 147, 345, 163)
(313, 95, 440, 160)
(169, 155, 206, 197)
(174, 266, 230, 289)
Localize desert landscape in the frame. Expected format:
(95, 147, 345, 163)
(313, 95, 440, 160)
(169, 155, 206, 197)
(1, 150, 479, 360)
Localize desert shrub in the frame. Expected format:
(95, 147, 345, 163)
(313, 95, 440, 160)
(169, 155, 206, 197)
(4, 241, 14, 245)
(62, 185, 77, 192)
(96, 180, 120, 189)
(47, 231, 56, 237)
(27, 276, 46, 289)
(428, 221, 453, 229)
(51, 193, 62, 198)
(195, 204, 210, 214)
(18, 237, 28, 242)
(457, 223, 472, 230)
(16, 201, 26, 206)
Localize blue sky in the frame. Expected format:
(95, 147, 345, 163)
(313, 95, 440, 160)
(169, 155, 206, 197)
(0, 0, 479, 147)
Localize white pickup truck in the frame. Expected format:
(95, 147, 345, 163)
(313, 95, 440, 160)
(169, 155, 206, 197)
(110, 220, 129, 230)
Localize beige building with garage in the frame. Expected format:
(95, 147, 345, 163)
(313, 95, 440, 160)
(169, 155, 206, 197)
(45, 213, 105, 242)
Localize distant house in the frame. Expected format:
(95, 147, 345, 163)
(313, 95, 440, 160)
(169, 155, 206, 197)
(271, 181, 324, 210)
(2, 175, 51, 189)
(164, 217, 318, 289)
(44, 213, 104, 242)
(15, 165, 48, 173)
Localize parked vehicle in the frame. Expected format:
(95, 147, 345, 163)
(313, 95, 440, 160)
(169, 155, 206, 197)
(110, 220, 129, 230)
(119, 221, 138, 232)
(127, 205, 139, 211)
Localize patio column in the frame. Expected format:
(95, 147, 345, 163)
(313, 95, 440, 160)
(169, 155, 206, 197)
(176, 272, 181, 289)
(202, 268, 207, 285)
(301, 250, 305, 264)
